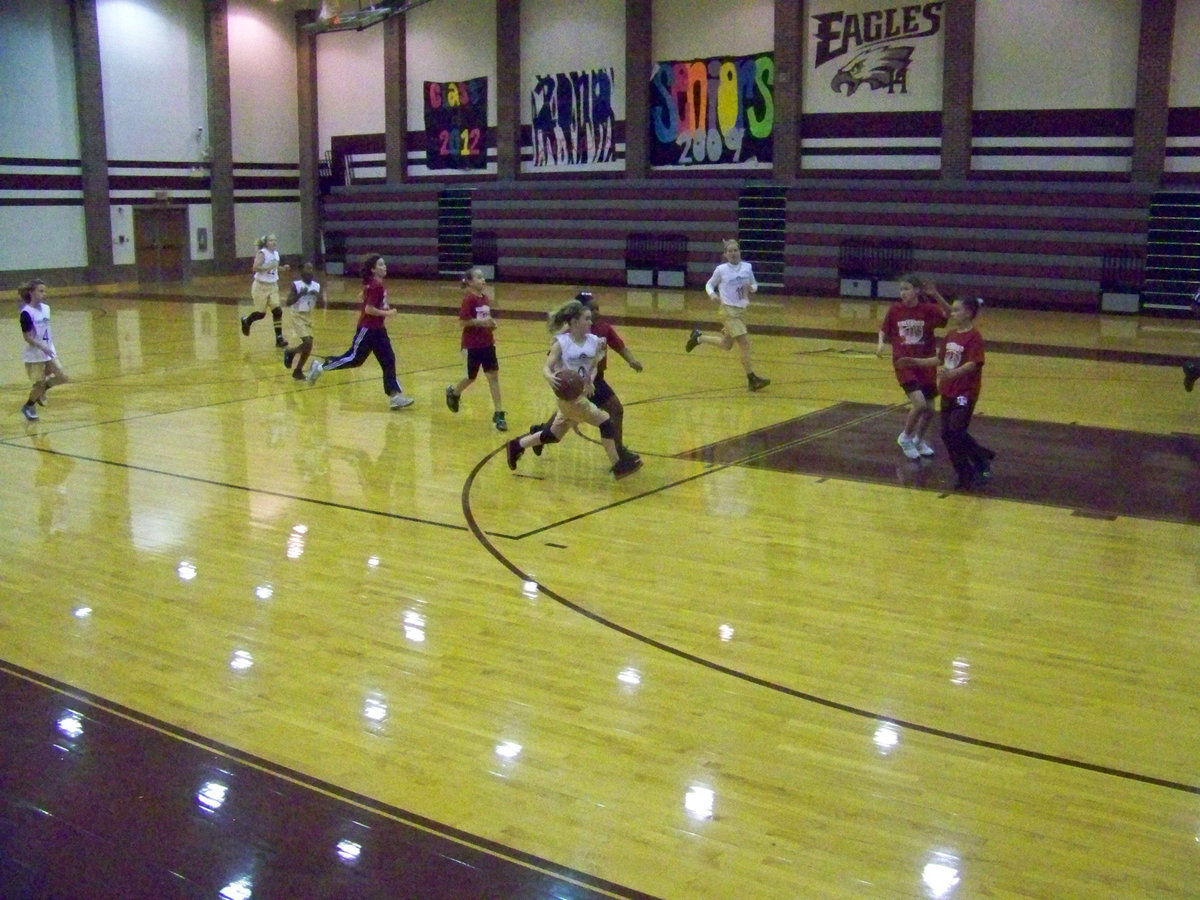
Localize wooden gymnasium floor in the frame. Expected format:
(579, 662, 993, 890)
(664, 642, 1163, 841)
(1, 273, 1199, 899)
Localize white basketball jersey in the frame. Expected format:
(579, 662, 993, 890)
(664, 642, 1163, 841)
(254, 248, 281, 283)
(292, 279, 321, 312)
(556, 332, 605, 378)
(20, 302, 54, 363)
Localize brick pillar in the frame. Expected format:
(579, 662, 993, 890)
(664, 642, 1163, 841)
(205, 0, 236, 272)
(940, 0, 975, 181)
(70, 0, 114, 281)
(495, 0, 520, 180)
(624, 0, 650, 178)
(384, 15, 407, 183)
(772, 0, 801, 181)
(1131, 0, 1175, 185)
(296, 10, 320, 263)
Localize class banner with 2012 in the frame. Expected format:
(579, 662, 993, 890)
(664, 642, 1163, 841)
(648, 52, 774, 168)
(424, 77, 488, 170)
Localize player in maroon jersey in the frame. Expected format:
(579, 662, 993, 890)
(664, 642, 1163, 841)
(444, 267, 506, 431)
(876, 274, 950, 460)
(898, 296, 994, 490)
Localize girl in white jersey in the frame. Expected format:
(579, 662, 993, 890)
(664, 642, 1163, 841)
(240, 233, 290, 347)
(281, 262, 326, 380)
(17, 279, 68, 421)
(684, 239, 770, 391)
(505, 299, 642, 479)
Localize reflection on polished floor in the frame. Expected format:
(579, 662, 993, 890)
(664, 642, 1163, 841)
(1, 275, 1199, 898)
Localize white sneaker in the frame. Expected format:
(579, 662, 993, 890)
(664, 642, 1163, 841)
(305, 360, 323, 384)
(897, 433, 920, 460)
(916, 439, 935, 457)
(389, 393, 414, 409)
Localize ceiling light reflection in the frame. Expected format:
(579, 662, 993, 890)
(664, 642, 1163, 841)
(255, 584, 273, 600)
(922, 851, 961, 898)
(684, 784, 715, 820)
(873, 720, 900, 755)
(363, 696, 387, 722)
(336, 839, 362, 862)
(196, 780, 228, 812)
(617, 667, 641, 686)
(718, 624, 735, 641)
(403, 610, 426, 643)
(286, 530, 305, 559)
(367, 555, 380, 568)
(56, 711, 84, 739)
(494, 740, 522, 759)
(521, 580, 538, 599)
(177, 561, 197, 581)
(951, 657, 970, 685)
(73, 606, 92, 619)
(218, 876, 253, 900)
(229, 650, 254, 671)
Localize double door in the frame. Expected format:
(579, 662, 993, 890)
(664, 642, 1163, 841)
(134, 206, 188, 283)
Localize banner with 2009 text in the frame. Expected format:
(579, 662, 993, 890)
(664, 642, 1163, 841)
(648, 52, 774, 168)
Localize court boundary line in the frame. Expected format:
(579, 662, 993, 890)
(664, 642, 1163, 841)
(0, 439, 469, 532)
(0, 660, 656, 900)
(461, 446, 1200, 797)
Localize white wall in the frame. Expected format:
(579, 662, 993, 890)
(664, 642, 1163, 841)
(228, 2, 300, 163)
(97, 0, 210, 162)
(235, 202, 301, 259)
(0, 0, 80, 160)
(1170, 0, 1200, 107)
(975, 0, 1140, 109)
(316, 24, 386, 151)
(228, 1, 301, 258)
(407, 0, 497, 127)
(521, 0, 624, 122)
(652, 0, 773, 60)
(0, 0, 87, 272)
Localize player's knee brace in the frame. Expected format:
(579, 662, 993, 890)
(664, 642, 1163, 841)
(271, 307, 282, 323)
(598, 420, 616, 440)
(539, 426, 561, 445)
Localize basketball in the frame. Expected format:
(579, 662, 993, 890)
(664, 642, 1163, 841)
(553, 369, 585, 401)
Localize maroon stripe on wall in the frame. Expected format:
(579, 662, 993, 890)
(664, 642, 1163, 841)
(1167, 107, 1200, 135)
(108, 174, 211, 190)
(785, 185, 1147, 208)
(0, 157, 80, 167)
(786, 233, 1138, 257)
(800, 111, 942, 138)
(973, 108, 1134, 137)
(968, 169, 1130, 183)
(795, 210, 1143, 233)
(330, 133, 386, 155)
(232, 175, 300, 189)
(0, 173, 82, 191)
(107, 159, 210, 170)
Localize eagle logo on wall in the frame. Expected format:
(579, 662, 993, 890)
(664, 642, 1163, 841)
(830, 44, 914, 95)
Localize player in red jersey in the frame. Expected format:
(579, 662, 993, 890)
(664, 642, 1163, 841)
(876, 274, 950, 460)
(898, 296, 994, 490)
(445, 267, 506, 431)
(305, 254, 415, 410)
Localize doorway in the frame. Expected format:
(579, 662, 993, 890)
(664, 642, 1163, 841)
(134, 205, 189, 283)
